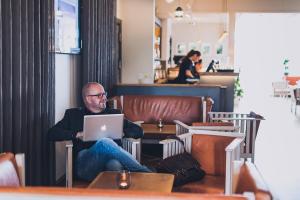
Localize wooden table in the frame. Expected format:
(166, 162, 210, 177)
(88, 172, 174, 193)
(141, 124, 176, 141)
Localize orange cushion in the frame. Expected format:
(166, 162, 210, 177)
(285, 76, 300, 86)
(191, 135, 234, 176)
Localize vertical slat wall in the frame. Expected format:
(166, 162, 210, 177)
(81, 0, 117, 94)
(0, 0, 55, 185)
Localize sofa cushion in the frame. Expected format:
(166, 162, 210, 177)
(173, 175, 224, 194)
(191, 135, 234, 176)
(0, 153, 20, 187)
(123, 95, 204, 124)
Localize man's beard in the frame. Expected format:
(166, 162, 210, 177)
(99, 102, 106, 109)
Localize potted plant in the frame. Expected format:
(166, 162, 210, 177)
(234, 76, 244, 101)
(283, 59, 289, 76)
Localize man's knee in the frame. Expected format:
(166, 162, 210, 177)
(95, 138, 115, 147)
(105, 159, 123, 171)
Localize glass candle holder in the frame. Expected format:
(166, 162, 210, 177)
(116, 170, 131, 189)
(157, 118, 164, 128)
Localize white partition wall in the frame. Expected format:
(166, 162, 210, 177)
(55, 54, 80, 181)
(117, 0, 155, 83)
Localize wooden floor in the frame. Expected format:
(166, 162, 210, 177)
(236, 95, 300, 200)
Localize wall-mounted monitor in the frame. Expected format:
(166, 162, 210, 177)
(55, 0, 80, 54)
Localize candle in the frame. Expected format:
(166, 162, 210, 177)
(116, 170, 131, 189)
(119, 181, 128, 189)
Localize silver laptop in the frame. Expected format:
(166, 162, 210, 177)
(82, 114, 124, 141)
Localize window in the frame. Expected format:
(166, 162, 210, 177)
(55, 0, 80, 54)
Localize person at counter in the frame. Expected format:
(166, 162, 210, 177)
(172, 50, 201, 84)
(192, 59, 203, 79)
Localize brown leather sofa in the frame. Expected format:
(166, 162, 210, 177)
(110, 95, 213, 124)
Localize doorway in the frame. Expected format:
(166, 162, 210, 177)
(235, 13, 300, 112)
(234, 13, 300, 200)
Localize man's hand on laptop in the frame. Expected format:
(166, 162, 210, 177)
(76, 131, 84, 139)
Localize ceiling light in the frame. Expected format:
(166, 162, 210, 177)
(175, 6, 184, 18)
(218, 0, 228, 43)
(218, 31, 229, 43)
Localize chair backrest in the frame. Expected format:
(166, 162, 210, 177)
(272, 81, 288, 89)
(208, 112, 264, 161)
(110, 95, 213, 124)
(0, 153, 22, 187)
(191, 134, 235, 176)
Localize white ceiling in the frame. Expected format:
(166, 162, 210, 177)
(156, 0, 226, 19)
(156, 0, 228, 24)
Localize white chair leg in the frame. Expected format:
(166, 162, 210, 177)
(66, 142, 73, 188)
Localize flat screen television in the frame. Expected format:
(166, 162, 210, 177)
(55, 0, 80, 54)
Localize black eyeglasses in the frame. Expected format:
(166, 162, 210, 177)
(87, 92, 107, 98)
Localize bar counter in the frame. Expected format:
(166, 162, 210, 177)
(197, 72, 239, 111)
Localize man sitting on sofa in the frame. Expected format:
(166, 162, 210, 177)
(48, 82, 150, 181)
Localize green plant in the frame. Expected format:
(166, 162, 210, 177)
(283, 59, 289, 76)
(234, 76, 244, 98)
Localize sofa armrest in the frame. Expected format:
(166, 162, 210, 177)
(133, 121, 144, 126)
(174, 120, 190, 135)
(225, 137, 244, 195)
(159, 133, 192, 159)
(174, 120, 239, 133)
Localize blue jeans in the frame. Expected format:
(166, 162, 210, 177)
(76, 138, 150, 181)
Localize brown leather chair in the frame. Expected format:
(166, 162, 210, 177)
(160, 130, 244, 194)
(0, 152, 25, 187)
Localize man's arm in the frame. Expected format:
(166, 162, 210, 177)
(185, 69, 194, 78)
(123, 119, 144, 139)
(48, 110, 78, 141)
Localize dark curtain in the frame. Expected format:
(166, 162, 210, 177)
(81, 0, 118, 95)
(0, 0, 55, 185)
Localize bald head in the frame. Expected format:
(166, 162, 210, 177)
(82, 82, 107, 113)
(82, 82, 104, 98)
